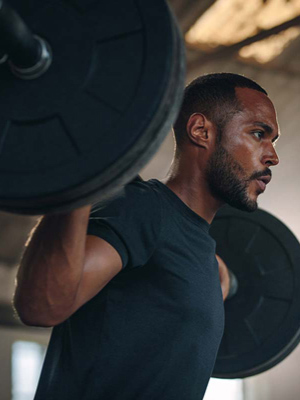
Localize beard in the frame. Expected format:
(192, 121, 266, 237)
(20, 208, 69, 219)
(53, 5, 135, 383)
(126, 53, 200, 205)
(206, 142, 259, 212)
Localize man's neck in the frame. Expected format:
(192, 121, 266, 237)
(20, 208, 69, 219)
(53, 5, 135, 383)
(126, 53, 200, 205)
(161, 162, 223, 224)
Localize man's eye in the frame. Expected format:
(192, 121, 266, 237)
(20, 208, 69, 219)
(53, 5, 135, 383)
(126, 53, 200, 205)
(253, 131, 264, 139)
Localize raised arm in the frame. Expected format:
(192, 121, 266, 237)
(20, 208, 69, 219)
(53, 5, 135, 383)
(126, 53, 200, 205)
(14, 205, 122, 327)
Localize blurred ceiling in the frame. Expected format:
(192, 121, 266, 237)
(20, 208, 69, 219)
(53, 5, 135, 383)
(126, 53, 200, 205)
(186, 0, 300, 63)
(170, 0, 300, 75)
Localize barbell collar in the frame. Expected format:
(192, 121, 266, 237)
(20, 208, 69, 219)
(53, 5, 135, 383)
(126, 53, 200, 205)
(8, 35, 52, 80)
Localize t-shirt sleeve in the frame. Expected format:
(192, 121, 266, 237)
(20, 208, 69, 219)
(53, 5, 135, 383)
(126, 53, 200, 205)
(87, 182, 162, 269)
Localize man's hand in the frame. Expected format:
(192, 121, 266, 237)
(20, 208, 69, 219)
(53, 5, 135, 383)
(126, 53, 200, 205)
(216, 254, 230, 301)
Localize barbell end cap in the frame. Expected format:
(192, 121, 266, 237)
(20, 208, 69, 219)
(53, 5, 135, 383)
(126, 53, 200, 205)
(227, 269, 239, 300)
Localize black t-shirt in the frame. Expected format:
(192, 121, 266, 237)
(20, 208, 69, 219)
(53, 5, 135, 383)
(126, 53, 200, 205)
(34, 179, 224, 400)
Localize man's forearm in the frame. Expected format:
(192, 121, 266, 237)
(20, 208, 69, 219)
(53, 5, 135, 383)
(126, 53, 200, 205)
(14, 205, 92, 327)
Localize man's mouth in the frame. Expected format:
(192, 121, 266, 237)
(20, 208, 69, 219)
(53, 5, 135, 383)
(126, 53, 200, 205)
(255, 175, 271, 192)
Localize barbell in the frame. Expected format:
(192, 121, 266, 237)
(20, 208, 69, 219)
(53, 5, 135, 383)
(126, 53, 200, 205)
(2, 0, 300, 383)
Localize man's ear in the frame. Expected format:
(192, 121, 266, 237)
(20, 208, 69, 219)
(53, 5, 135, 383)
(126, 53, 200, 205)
(186, 113, 216, 149)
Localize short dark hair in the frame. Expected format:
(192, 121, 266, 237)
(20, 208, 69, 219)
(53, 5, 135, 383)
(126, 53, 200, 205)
(173, 72, 267, 148)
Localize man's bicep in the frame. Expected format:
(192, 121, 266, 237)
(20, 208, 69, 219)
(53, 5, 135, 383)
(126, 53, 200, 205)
(72, 235, 123, 312)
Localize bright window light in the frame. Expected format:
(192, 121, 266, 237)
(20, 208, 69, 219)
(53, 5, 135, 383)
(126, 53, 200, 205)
(204, 377, 244, 400)
(12, 341, 46, 400)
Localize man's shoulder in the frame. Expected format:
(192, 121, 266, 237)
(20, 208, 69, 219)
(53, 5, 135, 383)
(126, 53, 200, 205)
(90, 179, 161, 217)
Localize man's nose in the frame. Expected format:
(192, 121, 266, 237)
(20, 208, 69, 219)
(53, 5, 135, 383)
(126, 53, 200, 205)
(263, 145, 279, 167)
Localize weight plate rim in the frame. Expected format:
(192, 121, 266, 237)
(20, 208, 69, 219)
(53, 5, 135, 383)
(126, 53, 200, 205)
(213, 326, 300, 378)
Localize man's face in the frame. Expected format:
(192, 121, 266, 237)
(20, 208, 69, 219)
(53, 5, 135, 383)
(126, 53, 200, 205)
(206, 87, 280, 212)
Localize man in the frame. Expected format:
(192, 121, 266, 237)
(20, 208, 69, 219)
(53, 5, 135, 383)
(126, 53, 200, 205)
(14, 73, 280, 400)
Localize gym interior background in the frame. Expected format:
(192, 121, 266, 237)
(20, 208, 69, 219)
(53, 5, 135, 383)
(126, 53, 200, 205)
(0, 0, 300, 399)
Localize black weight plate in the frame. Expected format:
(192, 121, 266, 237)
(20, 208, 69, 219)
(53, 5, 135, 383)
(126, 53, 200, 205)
(0, 0, 185, 214)
(210, 206, 300, 378)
